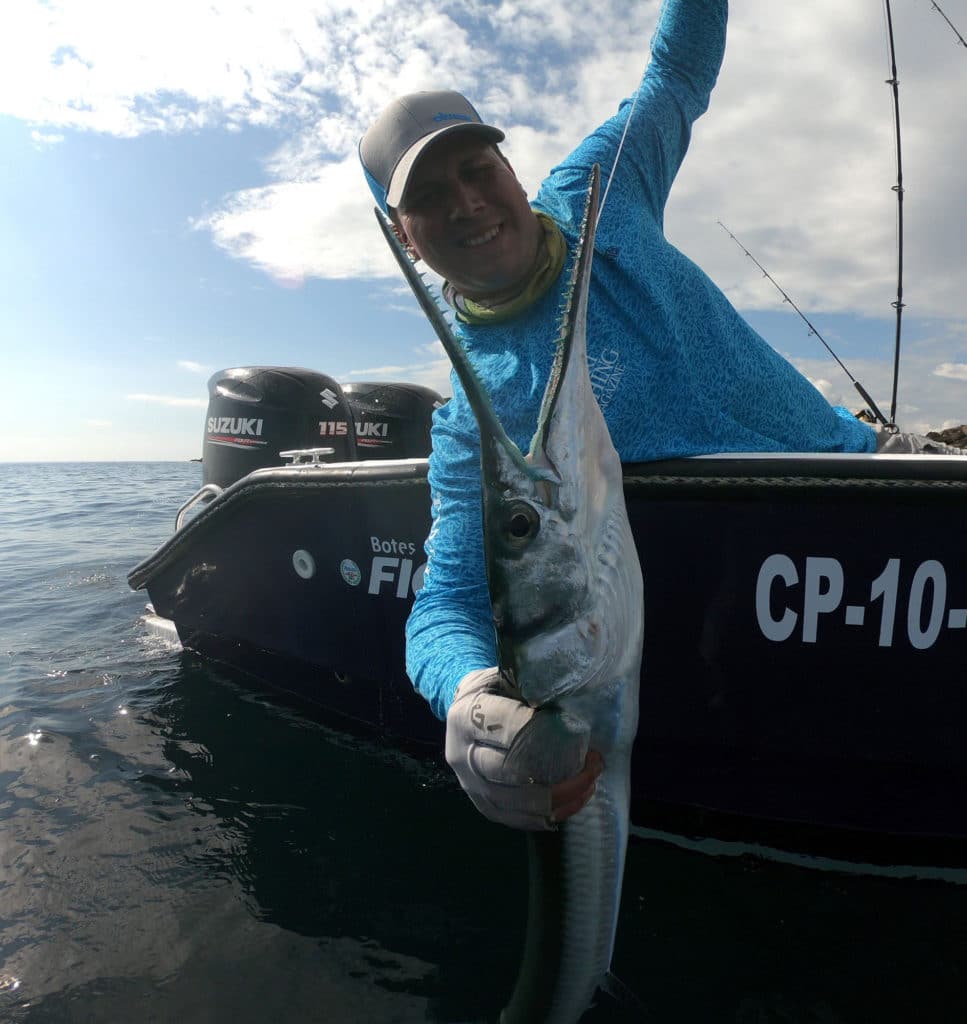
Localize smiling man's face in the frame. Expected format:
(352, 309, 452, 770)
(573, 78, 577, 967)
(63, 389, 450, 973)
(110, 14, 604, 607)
(393, 134, 543, 300)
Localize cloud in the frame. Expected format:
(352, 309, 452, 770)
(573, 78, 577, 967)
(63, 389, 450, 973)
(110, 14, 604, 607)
(934, 363, 967, 381)
(5, 1, 967, 322)
(210, 3, 967, 323)
(342, 341, 452, 397)
(804, 377, 834, 402)
(30, 129, 64, 147)
(81, 418, 112, 428)
(388, 303, 430, 317)
(126, 393, 207, 408)
(193, 155, 397, 282)
(177, 360, 211, 374)
(791, 330, 967, 433)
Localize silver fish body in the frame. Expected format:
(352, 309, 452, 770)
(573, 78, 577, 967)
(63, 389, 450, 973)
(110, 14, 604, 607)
(376, 165, 644, 1024)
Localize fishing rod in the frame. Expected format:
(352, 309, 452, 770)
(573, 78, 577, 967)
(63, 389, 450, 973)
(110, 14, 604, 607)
(883, 0, 905, 426)
(931, 1, 967, 47)
(717, 222, 891, 427)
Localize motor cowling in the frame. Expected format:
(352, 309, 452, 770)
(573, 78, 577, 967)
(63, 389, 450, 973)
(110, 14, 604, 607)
(341, 381, 445, 460)
(203, 367, 357, 488)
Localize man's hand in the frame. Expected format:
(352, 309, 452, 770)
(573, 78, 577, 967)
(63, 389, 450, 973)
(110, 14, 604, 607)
(445, 667, 603, 830)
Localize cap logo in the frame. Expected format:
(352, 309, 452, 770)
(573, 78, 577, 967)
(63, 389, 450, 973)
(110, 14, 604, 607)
(432, 112, 472, 123)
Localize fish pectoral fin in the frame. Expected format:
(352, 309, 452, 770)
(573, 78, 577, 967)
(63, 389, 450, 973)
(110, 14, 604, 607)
(503, 708, 589, 785)
(600, 970, 653, 1021)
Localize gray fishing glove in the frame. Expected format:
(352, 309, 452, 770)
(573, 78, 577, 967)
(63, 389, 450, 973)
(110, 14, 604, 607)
(445, 667, 590, 831)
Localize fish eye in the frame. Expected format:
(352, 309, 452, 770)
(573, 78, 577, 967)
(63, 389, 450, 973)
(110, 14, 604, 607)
(503, 500, 540, 545)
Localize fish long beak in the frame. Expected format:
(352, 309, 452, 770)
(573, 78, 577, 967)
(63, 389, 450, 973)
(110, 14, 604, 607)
(526, 165, 601, 512)
(373, 208, 550, 497)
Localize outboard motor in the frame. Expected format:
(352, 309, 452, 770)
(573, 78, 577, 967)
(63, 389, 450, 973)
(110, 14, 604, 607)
(341, 382, 446, 460)
(203, 367, 357, 488)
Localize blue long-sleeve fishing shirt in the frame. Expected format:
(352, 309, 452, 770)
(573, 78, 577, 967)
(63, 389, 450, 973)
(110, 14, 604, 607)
(405, 0, 877, 721)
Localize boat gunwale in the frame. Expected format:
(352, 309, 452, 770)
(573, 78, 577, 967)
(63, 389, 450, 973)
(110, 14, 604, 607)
(128, 451, 967, 590)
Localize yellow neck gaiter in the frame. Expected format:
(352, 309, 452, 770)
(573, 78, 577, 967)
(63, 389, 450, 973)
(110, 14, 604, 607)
(443, 212, 566, 326)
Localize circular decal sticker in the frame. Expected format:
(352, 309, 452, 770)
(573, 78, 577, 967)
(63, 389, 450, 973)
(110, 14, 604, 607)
(340, 559, 362, 587)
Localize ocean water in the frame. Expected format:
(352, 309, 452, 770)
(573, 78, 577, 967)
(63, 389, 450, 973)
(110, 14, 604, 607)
(2, 461, 967, 1024)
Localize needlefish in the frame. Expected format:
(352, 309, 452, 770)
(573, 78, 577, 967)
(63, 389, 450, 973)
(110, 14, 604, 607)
(376, 164, 645, 1023)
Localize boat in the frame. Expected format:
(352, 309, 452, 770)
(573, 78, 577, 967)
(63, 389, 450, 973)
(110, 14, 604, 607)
(129, 365, 967, 861)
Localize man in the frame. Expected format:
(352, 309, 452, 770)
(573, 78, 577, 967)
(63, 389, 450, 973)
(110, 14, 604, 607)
(358, 0, 896, 831)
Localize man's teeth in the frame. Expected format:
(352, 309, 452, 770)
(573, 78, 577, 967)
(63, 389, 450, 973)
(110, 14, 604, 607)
(464, 226, 500, 247)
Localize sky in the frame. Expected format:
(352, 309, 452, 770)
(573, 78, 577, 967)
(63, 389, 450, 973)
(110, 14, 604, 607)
(1, 0, 965, 462)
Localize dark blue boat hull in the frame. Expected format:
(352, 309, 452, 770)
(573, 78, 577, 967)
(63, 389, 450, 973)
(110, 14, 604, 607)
(129, 454, 967, 855)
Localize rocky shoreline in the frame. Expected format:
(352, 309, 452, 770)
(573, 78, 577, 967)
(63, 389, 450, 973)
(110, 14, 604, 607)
(926, 424, 967, 449)
(855, 411, 967, 449)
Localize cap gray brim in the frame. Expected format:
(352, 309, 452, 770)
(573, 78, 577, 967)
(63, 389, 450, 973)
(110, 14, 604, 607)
(386, 122, 505, 209)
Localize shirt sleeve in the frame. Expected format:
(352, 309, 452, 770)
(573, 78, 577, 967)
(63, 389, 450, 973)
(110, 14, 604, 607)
(404, 389, 497, 720)
(539, 0, 727, 229)
(635, 0, 727, 209)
